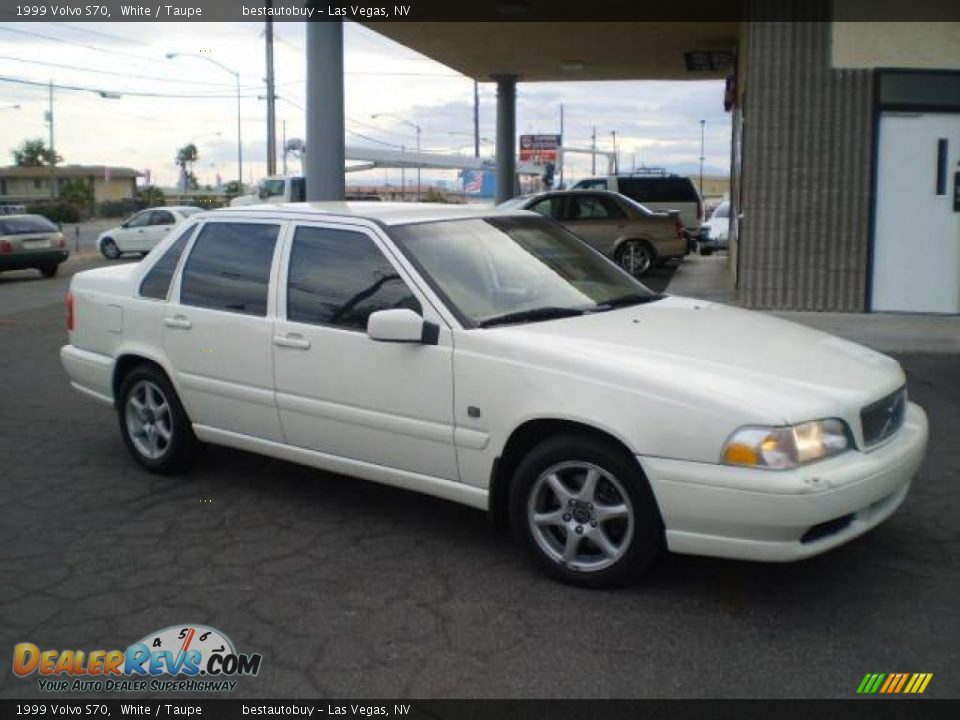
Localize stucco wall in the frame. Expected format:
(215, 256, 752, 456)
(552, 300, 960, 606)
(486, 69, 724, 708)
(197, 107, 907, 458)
(832, 22, 960, 70)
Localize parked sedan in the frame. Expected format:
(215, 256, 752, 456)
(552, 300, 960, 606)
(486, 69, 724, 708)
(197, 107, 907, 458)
(0, 214, 69, 277)
(98, 206, 205, 259)
(499, 190, 686, 276)
(62, 203, 927, 587)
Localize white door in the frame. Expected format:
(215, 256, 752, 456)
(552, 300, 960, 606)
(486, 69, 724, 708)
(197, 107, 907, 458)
(164, 220, 284, 442)
(115, 210, 152, 252)
(873, 112, 960, 313)
(143, 209, 177, 251)
(272, 222, 459, 481)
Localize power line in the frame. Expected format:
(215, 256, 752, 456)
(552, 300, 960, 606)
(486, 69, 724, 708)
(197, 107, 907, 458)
(0, 75, 259, 99)
(0, 55, 261, 89)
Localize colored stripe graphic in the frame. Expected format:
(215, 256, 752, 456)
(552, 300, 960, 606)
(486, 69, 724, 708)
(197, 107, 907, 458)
(857, 673, 933, 694)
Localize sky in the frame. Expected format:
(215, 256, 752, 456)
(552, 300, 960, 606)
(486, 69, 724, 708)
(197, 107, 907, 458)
(0, 21, 733, 189)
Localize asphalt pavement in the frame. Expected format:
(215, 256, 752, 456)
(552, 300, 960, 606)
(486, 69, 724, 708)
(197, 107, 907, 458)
(0, 256, 957, 699)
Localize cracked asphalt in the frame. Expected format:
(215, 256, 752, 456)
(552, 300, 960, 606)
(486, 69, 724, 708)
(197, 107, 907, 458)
(0, 257, 957, 699)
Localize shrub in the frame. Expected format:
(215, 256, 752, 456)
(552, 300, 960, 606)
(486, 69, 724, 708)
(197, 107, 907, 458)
(98, 198, 145, 218)
(25, 202, 79, 224)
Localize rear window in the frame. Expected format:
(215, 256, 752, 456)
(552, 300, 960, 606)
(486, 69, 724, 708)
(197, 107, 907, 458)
(0, 215, 58, 235)
(617, 177, 699, 203)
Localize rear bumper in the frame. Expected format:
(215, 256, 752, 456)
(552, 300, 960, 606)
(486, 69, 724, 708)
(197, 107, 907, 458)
(61, 344, 114, 406)
(640, 403, 928, 562)
(0, 249, 69, 270)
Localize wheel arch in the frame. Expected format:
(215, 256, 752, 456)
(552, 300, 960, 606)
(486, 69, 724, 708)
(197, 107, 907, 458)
(488, 418, 640, 530)
(111, 352, 177, 410)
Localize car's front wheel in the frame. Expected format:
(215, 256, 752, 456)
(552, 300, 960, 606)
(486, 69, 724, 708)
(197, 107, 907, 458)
(100, 238, 121, 259)
(118, 365, 198, 474)
(615, 240, 655, 276)
(509, 435, 664, 587)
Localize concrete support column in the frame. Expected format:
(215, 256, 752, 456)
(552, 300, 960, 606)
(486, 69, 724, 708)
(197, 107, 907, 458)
(305, 21, 345, 201)
(492, 74, 517, 204)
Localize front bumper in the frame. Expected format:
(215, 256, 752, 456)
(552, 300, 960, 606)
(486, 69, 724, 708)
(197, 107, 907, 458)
(640, 402, 928, 562)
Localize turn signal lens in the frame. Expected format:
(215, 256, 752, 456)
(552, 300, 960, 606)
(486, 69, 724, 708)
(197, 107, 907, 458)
(66, 292, 74, 332)
(721, 420, 851, 470)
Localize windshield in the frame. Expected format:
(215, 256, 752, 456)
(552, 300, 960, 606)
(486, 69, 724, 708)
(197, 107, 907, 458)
(711, 202, 730, 219)
(389, 216, 658, 328)
(0, 215, 58, 235)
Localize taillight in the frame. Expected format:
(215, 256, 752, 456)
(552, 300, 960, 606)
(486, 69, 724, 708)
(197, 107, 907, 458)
(0, 240, 11, 253)
(675, 218, 684, 238)
(66, 292, 74, 332)
(58, 235, 66, 248)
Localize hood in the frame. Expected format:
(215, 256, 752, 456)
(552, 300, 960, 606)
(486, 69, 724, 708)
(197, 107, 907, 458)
(486, 296, 904, 425)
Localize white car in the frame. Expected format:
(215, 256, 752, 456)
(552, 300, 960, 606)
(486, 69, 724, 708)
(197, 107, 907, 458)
(61, 203, 928, 587)
(700, 201, 730, 255)
(98, 206, 205, 259)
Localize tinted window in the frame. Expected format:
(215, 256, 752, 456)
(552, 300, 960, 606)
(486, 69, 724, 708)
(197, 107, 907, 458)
(180, 223, 279, 316)
(0, 215, 58, 235)
(618, 177, 699, 203)
(150, 210, 176, 225)
(529, 197, 563, 219)
(567, 195, 625, 220)
(140, 224, 198, 300)
(287, 226, 421, 331)
(572, 178, 607, 190)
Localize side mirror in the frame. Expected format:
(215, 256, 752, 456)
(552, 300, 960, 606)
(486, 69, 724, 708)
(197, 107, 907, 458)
(367, 309, 439, 345)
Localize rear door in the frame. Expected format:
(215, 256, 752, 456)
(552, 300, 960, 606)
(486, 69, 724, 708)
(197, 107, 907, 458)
(558, 194, 626, 255)
(164, 219, 284, 441)
(272, 222, 458, 481)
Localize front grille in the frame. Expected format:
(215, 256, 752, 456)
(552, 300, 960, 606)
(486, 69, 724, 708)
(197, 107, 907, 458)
(860, 386, 907, 448)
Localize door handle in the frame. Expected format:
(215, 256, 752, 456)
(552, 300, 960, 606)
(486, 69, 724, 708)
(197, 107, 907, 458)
(163, 315, 192, 330)
(273, 333, 311, 350)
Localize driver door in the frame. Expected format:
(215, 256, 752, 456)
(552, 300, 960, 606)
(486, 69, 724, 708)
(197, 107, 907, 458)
(272, 222, 459, 481)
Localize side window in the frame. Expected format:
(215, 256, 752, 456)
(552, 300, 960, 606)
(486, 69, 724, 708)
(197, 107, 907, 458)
(180, 223, 279, 316)
(569, 196, 615, 219)
(150, 210, 175, 225)
(287, 226, 421, 331)
(529, 197, 561, 219)
(127, 211, 152, 228)
(596, 196, 627, 218)
(140, 224, 198, 300)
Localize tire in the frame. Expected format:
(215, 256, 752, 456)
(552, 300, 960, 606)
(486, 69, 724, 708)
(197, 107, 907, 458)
(509, 434, 664, 588)
(101, 238, 121, 260)
(117, 364, 198, 474)
(615, 239, 655, 277)
(39, 264, 58, 278)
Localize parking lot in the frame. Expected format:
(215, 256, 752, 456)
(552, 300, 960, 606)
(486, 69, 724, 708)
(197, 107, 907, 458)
(0, 256, 958, 699)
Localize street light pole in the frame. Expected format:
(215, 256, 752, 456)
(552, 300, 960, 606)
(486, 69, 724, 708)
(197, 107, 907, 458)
(48, 80, 55, 198)
(372, 113, 421, 201)
(167, 52, 243, 189)
(699, 119, 705, 196)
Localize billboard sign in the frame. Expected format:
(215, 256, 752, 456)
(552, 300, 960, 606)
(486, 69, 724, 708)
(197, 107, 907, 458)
(519, 134, 562, 165)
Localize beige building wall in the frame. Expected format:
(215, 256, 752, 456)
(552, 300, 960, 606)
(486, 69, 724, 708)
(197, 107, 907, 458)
(832, 22, 960, 70)
(92, 177, 135, 202)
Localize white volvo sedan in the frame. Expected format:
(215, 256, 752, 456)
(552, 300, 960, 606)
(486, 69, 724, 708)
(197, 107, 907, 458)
(61, 203, 928, 586)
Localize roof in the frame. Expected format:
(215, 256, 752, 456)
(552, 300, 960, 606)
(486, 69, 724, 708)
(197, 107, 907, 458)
(206, 202, 530, 227)
(0, 165, 143, 179)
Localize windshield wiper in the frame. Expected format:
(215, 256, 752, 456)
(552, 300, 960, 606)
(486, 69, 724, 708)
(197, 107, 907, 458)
(478, 306, 588, 328)
(594, 292, 666, 311)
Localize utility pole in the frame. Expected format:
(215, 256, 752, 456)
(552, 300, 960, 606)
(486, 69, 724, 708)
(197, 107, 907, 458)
(699, 119, 706, 196)
(47, 80, 55, 198)
(558, 103, 564, 189)
(281, 120, 287, 176)
(265, 5, 277, 176)
(473, 79, 479, 158)
(591, 126, 596, 176)
(611, 131, 618, 174)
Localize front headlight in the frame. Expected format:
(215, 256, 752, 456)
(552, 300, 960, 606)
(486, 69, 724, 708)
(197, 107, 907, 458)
(721, 419, 851, 470)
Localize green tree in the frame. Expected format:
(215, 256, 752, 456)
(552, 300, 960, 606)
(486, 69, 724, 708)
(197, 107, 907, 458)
(12, 138, 62, 167)
(59, 178, 95, 218)
(136, 184, 166, 208)
(223, 180, 243, 197)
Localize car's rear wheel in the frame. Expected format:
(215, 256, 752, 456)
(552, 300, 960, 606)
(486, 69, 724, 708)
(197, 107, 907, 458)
(101, 238, 121, 259)
(509, 435, 664, 587)
(39, 264, 58, 278)
(615, 240, 655, 276)
(118, 365, 198, 474)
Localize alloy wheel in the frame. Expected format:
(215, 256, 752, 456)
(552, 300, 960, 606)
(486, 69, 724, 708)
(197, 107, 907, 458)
(124, 379, 173, 460)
